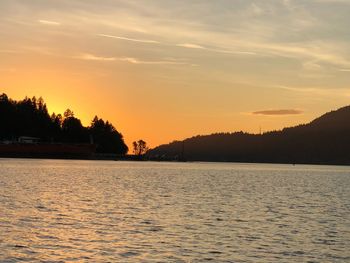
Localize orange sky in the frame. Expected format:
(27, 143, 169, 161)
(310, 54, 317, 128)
(1, 1, 350, 151)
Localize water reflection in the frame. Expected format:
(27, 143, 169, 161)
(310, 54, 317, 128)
(0, 159, 349, 262)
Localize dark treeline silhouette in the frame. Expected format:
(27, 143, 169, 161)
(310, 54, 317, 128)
(0, 93, 128, 154)
(147, 106, 350, 165)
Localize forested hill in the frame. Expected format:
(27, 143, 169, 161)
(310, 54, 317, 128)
(147, 106, 350, 165)
(0, 93, 128, 154)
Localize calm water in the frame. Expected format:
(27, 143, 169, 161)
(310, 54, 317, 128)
(0, 159, 349, 262)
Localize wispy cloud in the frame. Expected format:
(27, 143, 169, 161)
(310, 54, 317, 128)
(243, 42, 350, 68)
(98, 34, 159, 44)
(176, 43, 256, 55)
(249, 3, 265, 16)
(253, 109, 303, 115)
(38, 20, 61, 26)
(313, 0, 350, 3)
(119, 57, 191, 65)
(30, 3, 350, 68)
(75, 53, 116, 61)
(176, 43, 205, 49)
(302, 61, 322, 71)
(101, 35, 255, 55)
(273, 85, 350, 98)
(213, 49, 257, 56)
(75, 54, 193, 65)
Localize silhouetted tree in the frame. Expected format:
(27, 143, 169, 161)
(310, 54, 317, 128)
(64, 108, 74, 118)
(132, 141, 138, 154)
(0, 93, 14, 139)
(62, 115, 88, 143)
(133, 139, 148, 155)
(89, 116, 128, 154)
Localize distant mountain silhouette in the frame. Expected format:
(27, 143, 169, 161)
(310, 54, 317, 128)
(147, 106, 350, 165)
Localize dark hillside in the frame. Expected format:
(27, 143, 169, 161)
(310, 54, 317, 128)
(147, 106, 350, 165)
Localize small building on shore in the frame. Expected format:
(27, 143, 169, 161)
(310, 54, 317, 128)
(18, 136, 40, 144)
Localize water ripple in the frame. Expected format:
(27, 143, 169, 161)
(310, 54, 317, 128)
(0, 159, 349, 262)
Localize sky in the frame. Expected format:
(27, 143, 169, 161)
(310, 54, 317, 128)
(1, 0, 350, 150)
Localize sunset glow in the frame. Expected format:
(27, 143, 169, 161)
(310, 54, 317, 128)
(1, 0, 350, 149)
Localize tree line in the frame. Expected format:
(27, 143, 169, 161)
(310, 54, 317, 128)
(0, 93, 128, 154)
(147, 105, 350, 165)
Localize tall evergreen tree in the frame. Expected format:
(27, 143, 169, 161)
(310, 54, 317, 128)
(0, 94, 128, 155)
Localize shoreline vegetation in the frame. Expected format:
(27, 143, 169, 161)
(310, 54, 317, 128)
(1, 93, 350, 165)
(0, 93, 128, 159)
(147, 105, 350, 166)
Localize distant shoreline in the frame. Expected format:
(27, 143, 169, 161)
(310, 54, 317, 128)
(1, 155, 350, 167)
(0, 153, 140, 161)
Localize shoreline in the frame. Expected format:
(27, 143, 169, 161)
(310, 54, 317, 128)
(1, 155, 349, 167)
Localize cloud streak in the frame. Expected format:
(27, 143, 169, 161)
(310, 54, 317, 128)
(75, 54, 192, 65)
(75, 53, 116, 61)
(176, 43, 205, 49)
(119, 57, 191, 65)
(176, 42, 256, 56)
(98, 34, 159, 44)
(253, 109, 303, 115)
(38, 20, 61, 26)
(273, 85, 350, 98)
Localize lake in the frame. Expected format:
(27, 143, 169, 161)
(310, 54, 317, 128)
(0, 159, 349, 262)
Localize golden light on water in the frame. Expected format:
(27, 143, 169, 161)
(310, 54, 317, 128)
(2, 160, 349, 261)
